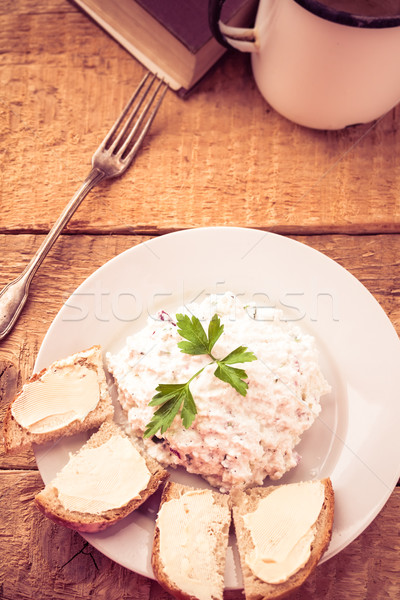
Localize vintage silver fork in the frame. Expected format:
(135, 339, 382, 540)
(0, 73, 168, 340)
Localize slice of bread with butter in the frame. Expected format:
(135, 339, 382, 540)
(3, 345, 113, 452)
(35, 419, 168, 532)
(152, 481, 232, 600)
(230, 478, 334, 600)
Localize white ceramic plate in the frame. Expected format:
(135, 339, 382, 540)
(34, 227, 400, 589)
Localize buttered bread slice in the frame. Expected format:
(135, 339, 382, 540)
(230, 479, 334, 600)
(152, 482, 231, 600)
(3, 345, 113, 452)
(35, 420, 168, 532)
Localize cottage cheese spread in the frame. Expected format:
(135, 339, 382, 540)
(107, 293, 330, 492)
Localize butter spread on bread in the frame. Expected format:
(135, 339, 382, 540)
(35, 420, 169, 532)
(11, 366, 100, 434)
(242, 481, 325, 583)
(51, 435, 151, 513)
(3, 345, 114, 452)
(231, 478, 334, 600)
(152, 482, 231, 600)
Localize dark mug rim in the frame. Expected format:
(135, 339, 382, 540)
(208, 0, 400, 44)
(296, 0, 400, 28)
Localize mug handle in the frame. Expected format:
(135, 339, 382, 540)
(208, 0, 259, 52)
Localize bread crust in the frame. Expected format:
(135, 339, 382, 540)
(3, 345, 114, 453)
(34, 420, 169, 532)
(230, 478, 334, 600)
(152, 482, 231, 600)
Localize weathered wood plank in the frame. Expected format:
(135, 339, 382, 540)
(0, 470, 398, 600)
(1, 232, 399, 468)
(0, 233, 399, 597)
(0, 470, 152, 600)
(1, 3, 400, 235)
(0, 232, 398, 370)
(0, 359, 36, 470)
(0, 233, 398, 352)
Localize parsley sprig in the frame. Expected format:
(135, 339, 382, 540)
(143, 313, 257, 438)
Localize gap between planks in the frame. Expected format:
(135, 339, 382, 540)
(1, 225, 400, 236)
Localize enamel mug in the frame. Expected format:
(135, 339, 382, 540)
(209, 0, 400, 129)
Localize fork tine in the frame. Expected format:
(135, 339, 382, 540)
(108, 74, 159, 155)
(118, 78, 168, 163)
(101, 71, 155, 151)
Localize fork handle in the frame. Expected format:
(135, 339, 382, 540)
(0, 167, 105, 340)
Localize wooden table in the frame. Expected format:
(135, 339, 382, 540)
(1, 1, 399, 598)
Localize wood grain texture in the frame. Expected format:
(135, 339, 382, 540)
(0, 470, 152, 600)
(0, 470, 398, 600)
(1, 1, 400, 598)
(1, 1, 400, 235)
(0, 359, 36, 470)
(0, 231, 399, 597)
(0, 231, 399, 467)
(0, 232, 398, 369)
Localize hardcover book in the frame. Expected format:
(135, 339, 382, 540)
(72, 0, 257, 92)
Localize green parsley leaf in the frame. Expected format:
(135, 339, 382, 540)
(143, 397, 181, 438)
(148, 382, 189, 406)
(176, 313, 209, 355)
(219, 345, 257, 365)
(207, 313, 224, 352)
(180, 386, 197, 428)
(214, 362, 250, 396)
(144, 382, 197, 438)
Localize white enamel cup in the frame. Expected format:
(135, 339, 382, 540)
(209, 0, 400, 129)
